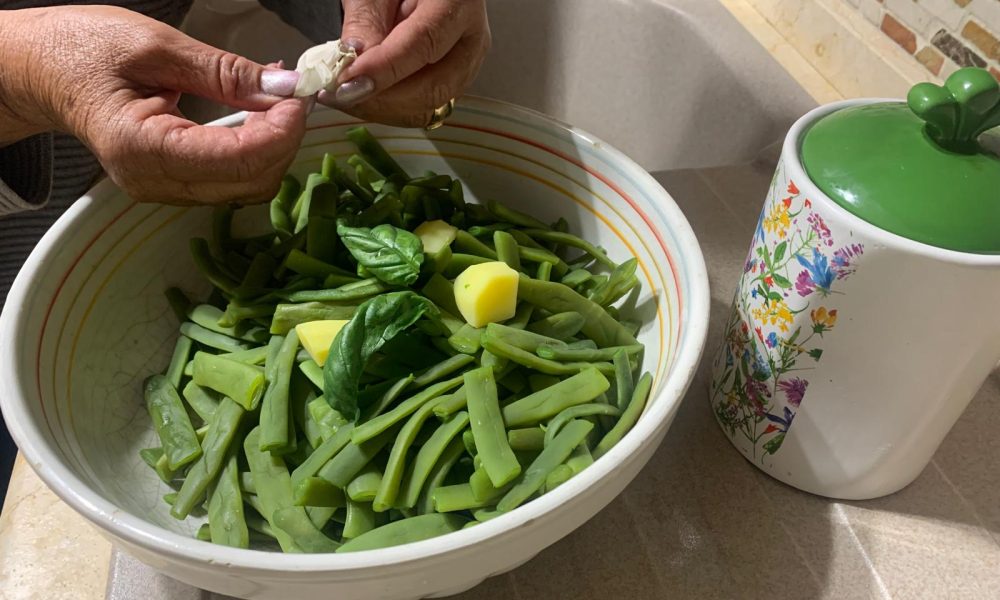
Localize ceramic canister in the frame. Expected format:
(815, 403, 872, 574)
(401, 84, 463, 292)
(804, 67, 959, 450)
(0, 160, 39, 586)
(708, 69, 1000, 500)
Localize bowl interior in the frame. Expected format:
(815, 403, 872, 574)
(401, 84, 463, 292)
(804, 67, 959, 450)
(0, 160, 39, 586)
(2, 100, 702, 544)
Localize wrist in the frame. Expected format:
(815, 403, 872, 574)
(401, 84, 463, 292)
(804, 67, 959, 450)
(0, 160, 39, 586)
(0, 9, 60, 145)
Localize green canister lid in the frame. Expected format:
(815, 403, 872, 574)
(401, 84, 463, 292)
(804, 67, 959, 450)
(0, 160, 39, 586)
(800, 67, 1000, 253)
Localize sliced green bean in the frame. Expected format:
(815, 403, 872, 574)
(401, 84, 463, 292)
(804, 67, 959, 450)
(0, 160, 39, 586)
(483, 323, 566, 353)
(421, 273, 461, 317)
(272, 507, 340, 552)
(165, 287, 192, 323)
(317, 427, 396, 489)
(191, 352, 266, 411)
(493, 230, 521, 270)
(502, 368, 610, 427)
(520, 229, 615, 269)
(543, 403, 621, 447)
(347, 465, 383, 502)
(469, 464, 511, 502)
(481, 335, 613, 377)
(527, 374, 560, 393)
(343, 499, 377, 539)
(432, 484, 495, 512)
(432, 388, 467, 417)
(270, 174, 300, 237)
(346, 126, 409, 181)
(536, 343, 643, 362)
(196, 523, 212, 541)
(220, 345, 269, 365)
(180, 322, 251, 353)
(373, 394, 449, 512)
(486, 200, 549, 230)
(412, 354, 474, 388)
(594, 372, 652, 459)
(442, 253, 491, 278)
(526, 311, 586, 341)
(467, 223, 514, 237)
(270, 302, 357, 335)
(544, 464, 573, 492)
(454, 230, 497, 259)
(145, 375, 201, 471)
(396, 410, 469, 510)
(182, 381, 221, 423)
(165, 336, 193, 390)
(417, 436, 466, 514)
(464, 367, 520, 488)
(497, 419, 594, 512)
(280, 278, 392, 303)
(240, 471, 257, 494)
(613, 349, 635, 411)
(561, 269, 592, 288)
(242, 427, 302, 552)
(283, 248, 357, 282)
(507, 427, 545, 451)
(171, 398, 245, 519)
(337, 513, 466, 553)
(518, 277, 637, 347)
(361, 375, 415, 422)
(190, 238, 239, 296)
(293, 476, 347, 507)
(259, 330, 299, 453)
(290, 423, 354, 493)
(208, 452, 249, 548)
(448, 323, 482, 354)
(352, 375, 464, 444)
(299, 359, 324, 390)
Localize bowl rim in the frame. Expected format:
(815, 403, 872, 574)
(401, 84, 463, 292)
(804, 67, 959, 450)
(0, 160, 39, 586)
(0, 95, 710, 573)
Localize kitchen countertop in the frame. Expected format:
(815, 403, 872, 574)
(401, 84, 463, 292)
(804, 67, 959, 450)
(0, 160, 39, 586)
(4, 158, 1000, 600)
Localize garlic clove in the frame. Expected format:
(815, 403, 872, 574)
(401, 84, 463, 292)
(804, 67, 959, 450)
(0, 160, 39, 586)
(293, 40, 357, 97)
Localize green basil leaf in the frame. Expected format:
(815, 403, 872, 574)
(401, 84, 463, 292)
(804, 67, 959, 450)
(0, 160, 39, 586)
(324, 291, 438, 420)
(337, 222, 424, 285)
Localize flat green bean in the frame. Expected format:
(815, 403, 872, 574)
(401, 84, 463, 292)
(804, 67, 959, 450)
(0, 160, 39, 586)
(270, 302, 357, 335)
(594, 372, 652, 459)
(526, 311, 586, 341)
(417, 436, 466, 515)
(543, 403, 621, 447)
(361, 375, 415, 422)
(352, 375, 463, 444)
(291, 424, 354, 491)
(373, 395, 448, 512)
(293, 476, 346, 507)
(507, 427, 545, 451)
(273, 507, 340, 552)
(544, 464, 573, 492)
(145, 375, 201, 471)
(180, 322, 251, 353)
(432, 388, 467, 417)
(182, 382, 221, 423)
(454, 230, 497, 259)
(347, 465, 383, 502)
(412, 354, 474, 388)
(448, 323, 482, 354)
(242, 428, 303, 552)
(493, 230, 521, 270)
(432, 483, 494, 512)
(502, 368, 610, 427)
(396, 410, 469, 509)
(171, 398, 245, 519)
(481, 335, 613, 377)
(208, 452, 249, 548)
(486, 200, 549, 230)
(165, 336, 193, 390)
(259, 330, 300, 453)
(520, 229, 615, 269)
(464, 367, 520, 488)
(518, 277, 637, 347)
(613, 349, 635, 411)
(497, 419, 593, 512)
(317, 427, 396, 488)
(280, 278, 392, 303)
(536, 343, 643, 362)
(336, 513, 466, 553)
(299, 360, 324, 390)
(342, 499, 377, 539)
(483, 323, 566, 353)
(192, 352, 266, 411)
(188, 304, 269, 344)
(421, 274, 461, 317)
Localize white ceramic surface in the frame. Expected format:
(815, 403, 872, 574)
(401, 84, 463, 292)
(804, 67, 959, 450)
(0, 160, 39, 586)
(0, 99, 709, 599)
(709, 99, 1000, 500)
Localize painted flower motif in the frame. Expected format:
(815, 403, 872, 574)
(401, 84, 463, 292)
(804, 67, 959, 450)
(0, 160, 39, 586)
(794, 248, 835, 296)
(766, 332, 779, 348)
(807, 213, 834, 247)
(752, 298, 794, 333)
(777, 378, 808, 407)
(763, 202, 791, 237)
(832, 243, 865, 279)
(810, 307, 838, 333)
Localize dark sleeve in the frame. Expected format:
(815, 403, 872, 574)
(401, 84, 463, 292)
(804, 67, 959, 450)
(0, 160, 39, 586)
(0, 134, 53, 215)
(257, 0, 344, 44)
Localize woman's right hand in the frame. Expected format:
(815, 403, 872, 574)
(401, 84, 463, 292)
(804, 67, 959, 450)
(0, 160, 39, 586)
(0, 5, 308, 206)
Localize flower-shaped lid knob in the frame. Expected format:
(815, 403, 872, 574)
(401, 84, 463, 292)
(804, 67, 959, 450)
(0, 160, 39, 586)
(800, 67, 1000, 253)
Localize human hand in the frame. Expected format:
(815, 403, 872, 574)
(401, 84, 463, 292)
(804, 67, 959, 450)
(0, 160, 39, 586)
(0, 5, 307, 205)
(321, 0, 491, 128)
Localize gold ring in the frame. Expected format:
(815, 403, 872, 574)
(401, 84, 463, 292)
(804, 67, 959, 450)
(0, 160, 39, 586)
(425, 98, 455, 130)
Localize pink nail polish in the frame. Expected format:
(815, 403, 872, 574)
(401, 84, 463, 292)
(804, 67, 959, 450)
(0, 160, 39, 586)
(261, 70, 300, 97)
(334, 77, 375, 106)
(344, 38, 365, 52)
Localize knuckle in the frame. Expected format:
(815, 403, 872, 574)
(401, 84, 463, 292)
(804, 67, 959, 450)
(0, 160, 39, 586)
(416, 23, 445, 64)
(344, 4, 388, 37)
(211, 52, 256, 99)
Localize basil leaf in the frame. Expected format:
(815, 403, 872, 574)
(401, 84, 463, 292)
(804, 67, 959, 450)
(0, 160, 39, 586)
(324, 291, 438, 420)
(337, 222, 424, 285)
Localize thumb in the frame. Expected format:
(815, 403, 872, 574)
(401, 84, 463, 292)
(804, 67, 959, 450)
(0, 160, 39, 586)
(340, 0, 399, 53)
(148, 37, 300, 111)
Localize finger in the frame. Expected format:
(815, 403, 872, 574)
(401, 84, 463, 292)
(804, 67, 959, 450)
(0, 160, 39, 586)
(340, 0, 399, 51)
(332, 0, 470, 107)
(323, 35, 485, 128)
(132, 33, 300, 111)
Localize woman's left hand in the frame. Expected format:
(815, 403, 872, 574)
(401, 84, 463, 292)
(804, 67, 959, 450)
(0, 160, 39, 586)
(321, 0, 490, 128)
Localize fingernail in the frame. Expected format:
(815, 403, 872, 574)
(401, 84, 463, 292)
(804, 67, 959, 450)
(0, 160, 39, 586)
(261, 69, 300, 97)
(344, 38, 365, 52)
(333, 77, 375, 106)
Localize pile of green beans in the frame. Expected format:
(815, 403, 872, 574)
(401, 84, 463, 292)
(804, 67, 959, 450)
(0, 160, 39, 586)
(141, 127, 653, 553)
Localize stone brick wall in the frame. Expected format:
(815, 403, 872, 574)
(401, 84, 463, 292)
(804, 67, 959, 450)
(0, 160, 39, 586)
(842, 0, 1000, 79)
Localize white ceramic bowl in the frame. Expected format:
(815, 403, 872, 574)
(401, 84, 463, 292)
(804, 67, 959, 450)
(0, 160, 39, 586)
(0, 98, 709, 599)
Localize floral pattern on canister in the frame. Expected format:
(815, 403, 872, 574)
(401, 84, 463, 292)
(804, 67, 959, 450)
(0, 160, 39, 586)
(710, 161, 864, 459)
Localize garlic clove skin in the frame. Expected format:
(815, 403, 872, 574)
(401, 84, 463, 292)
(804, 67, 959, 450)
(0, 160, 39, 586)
(293, 40, 357, 97)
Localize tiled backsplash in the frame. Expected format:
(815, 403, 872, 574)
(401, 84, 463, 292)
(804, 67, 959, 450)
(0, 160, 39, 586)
(843, 0, 1000, 79)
